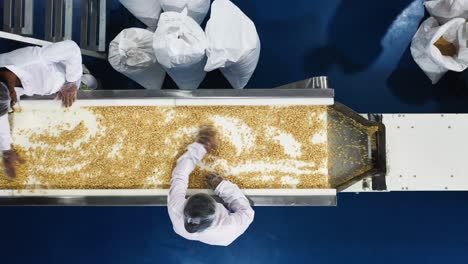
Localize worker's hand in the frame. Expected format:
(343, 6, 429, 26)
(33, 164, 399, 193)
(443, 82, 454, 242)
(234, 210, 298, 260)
(57, 82, 78, 108)
(205, 172, 224, 189)
(196, 126, 218, 152)
(2, 148, 25, 179)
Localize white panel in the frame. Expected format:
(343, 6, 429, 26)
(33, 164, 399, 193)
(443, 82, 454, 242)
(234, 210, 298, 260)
(20, 99, 176, 108)
(0, 190, 14, 197)
(20, 98, 332, 108)
(175, 98, 334, 106)
(10, 188, 335, 197)
(11, 189, 162, 197)
(384, 114, 468, 191)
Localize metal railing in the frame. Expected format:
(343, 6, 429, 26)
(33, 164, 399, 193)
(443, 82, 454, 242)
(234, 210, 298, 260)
(1, 0, 107, 59)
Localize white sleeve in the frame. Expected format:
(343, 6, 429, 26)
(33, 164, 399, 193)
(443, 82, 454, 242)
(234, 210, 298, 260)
(0, 114, 12, 151)
(168, 143, 207, 214)
(40, 40, 83, 83)
(215, 180, 255, 235)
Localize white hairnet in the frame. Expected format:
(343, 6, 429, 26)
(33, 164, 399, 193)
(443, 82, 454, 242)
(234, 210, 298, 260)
(183, 193, 216, 233)
(0, 82, 10, 117)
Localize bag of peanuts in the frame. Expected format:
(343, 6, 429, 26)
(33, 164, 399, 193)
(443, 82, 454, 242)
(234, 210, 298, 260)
(160, 0, 210, 24)
(425, 0, 468, 24)
(109, 28, 166, 89)
(119, 0, 162, 31)
(153, 8, 208, 89)
(410, 17, 468, 84)
(204, 0, 261, 89)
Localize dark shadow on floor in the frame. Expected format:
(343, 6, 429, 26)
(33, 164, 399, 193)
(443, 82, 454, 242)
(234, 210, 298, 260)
(304, 0, 415, 75)
(255, 15, 321, 87)
(387, 44, 468, 112)
(251, 9, 323, 87)
(162, 70, 232, 90)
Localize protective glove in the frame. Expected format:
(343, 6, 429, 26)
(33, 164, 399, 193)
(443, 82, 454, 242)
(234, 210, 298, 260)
(196, 125, 218, 152)
(2, 148, 25, 179)
(57, 82, 78, 108)
(205, 172, 224, 189)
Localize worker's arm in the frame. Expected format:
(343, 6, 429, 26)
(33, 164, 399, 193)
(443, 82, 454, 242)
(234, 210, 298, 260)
(206, 172, 255, 242)
(214, 180, 255, 237)
(168, 126, 217, 214)
(41, 41, 82, 107)
(168, 142, 207, 211)
(40, 40, 83, 83)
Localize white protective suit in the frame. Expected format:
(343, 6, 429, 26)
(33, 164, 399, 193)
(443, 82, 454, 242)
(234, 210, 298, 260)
(168, 143, 255, 246)
(0, 40, 83, 151)
(0, 83, 12, 151)
(0, 82, 11, 151)
(0, 40, 82, 97)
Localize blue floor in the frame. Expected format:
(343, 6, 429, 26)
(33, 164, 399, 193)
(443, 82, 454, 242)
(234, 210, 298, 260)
(1, 192, 468, 264)
(1, 0, 468, 263)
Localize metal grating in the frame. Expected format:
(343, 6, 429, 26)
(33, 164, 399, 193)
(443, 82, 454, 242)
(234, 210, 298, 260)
(3, 0, 34, 35)
(45, 0, 74, 42)
(1, 0, 108, 59)
(80, 0, 107, 52)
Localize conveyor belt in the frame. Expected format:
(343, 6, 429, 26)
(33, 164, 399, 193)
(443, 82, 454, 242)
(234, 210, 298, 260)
(0, 89, 387, 206)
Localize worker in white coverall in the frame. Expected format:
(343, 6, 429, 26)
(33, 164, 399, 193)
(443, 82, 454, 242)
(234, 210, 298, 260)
(168, 126, 255, 246)
(0, 40, 96, 179)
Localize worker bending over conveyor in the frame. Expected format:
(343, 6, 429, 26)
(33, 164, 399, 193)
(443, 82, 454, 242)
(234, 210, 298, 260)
(168, 126, 255, 246)
(0, 40, 96, 179)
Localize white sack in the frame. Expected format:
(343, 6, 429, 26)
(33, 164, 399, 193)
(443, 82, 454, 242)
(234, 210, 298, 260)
(160, 0, 210, 24)
(153, 9, 207, 89)
(119, 0, 162, 30)
(204, 0, 261, 89)
(411, 17, 468, 84)
(109, 28, 166, 89)
(425, 0, 468, 24)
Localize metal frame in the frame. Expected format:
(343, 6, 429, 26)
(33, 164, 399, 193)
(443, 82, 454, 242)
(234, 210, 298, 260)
(0, 31, 108, 59)
(343, 113, 468, 192)
(22, 88, 336, 100)
(0, 196, 337, 206)
(0, 189, 337, 206)
(45, 0, 74, 42)
(81, 0, 107, 52)
(330, 102, 387, 192)
(383, 114, 468, 191)
(275, 76, 330, 90)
